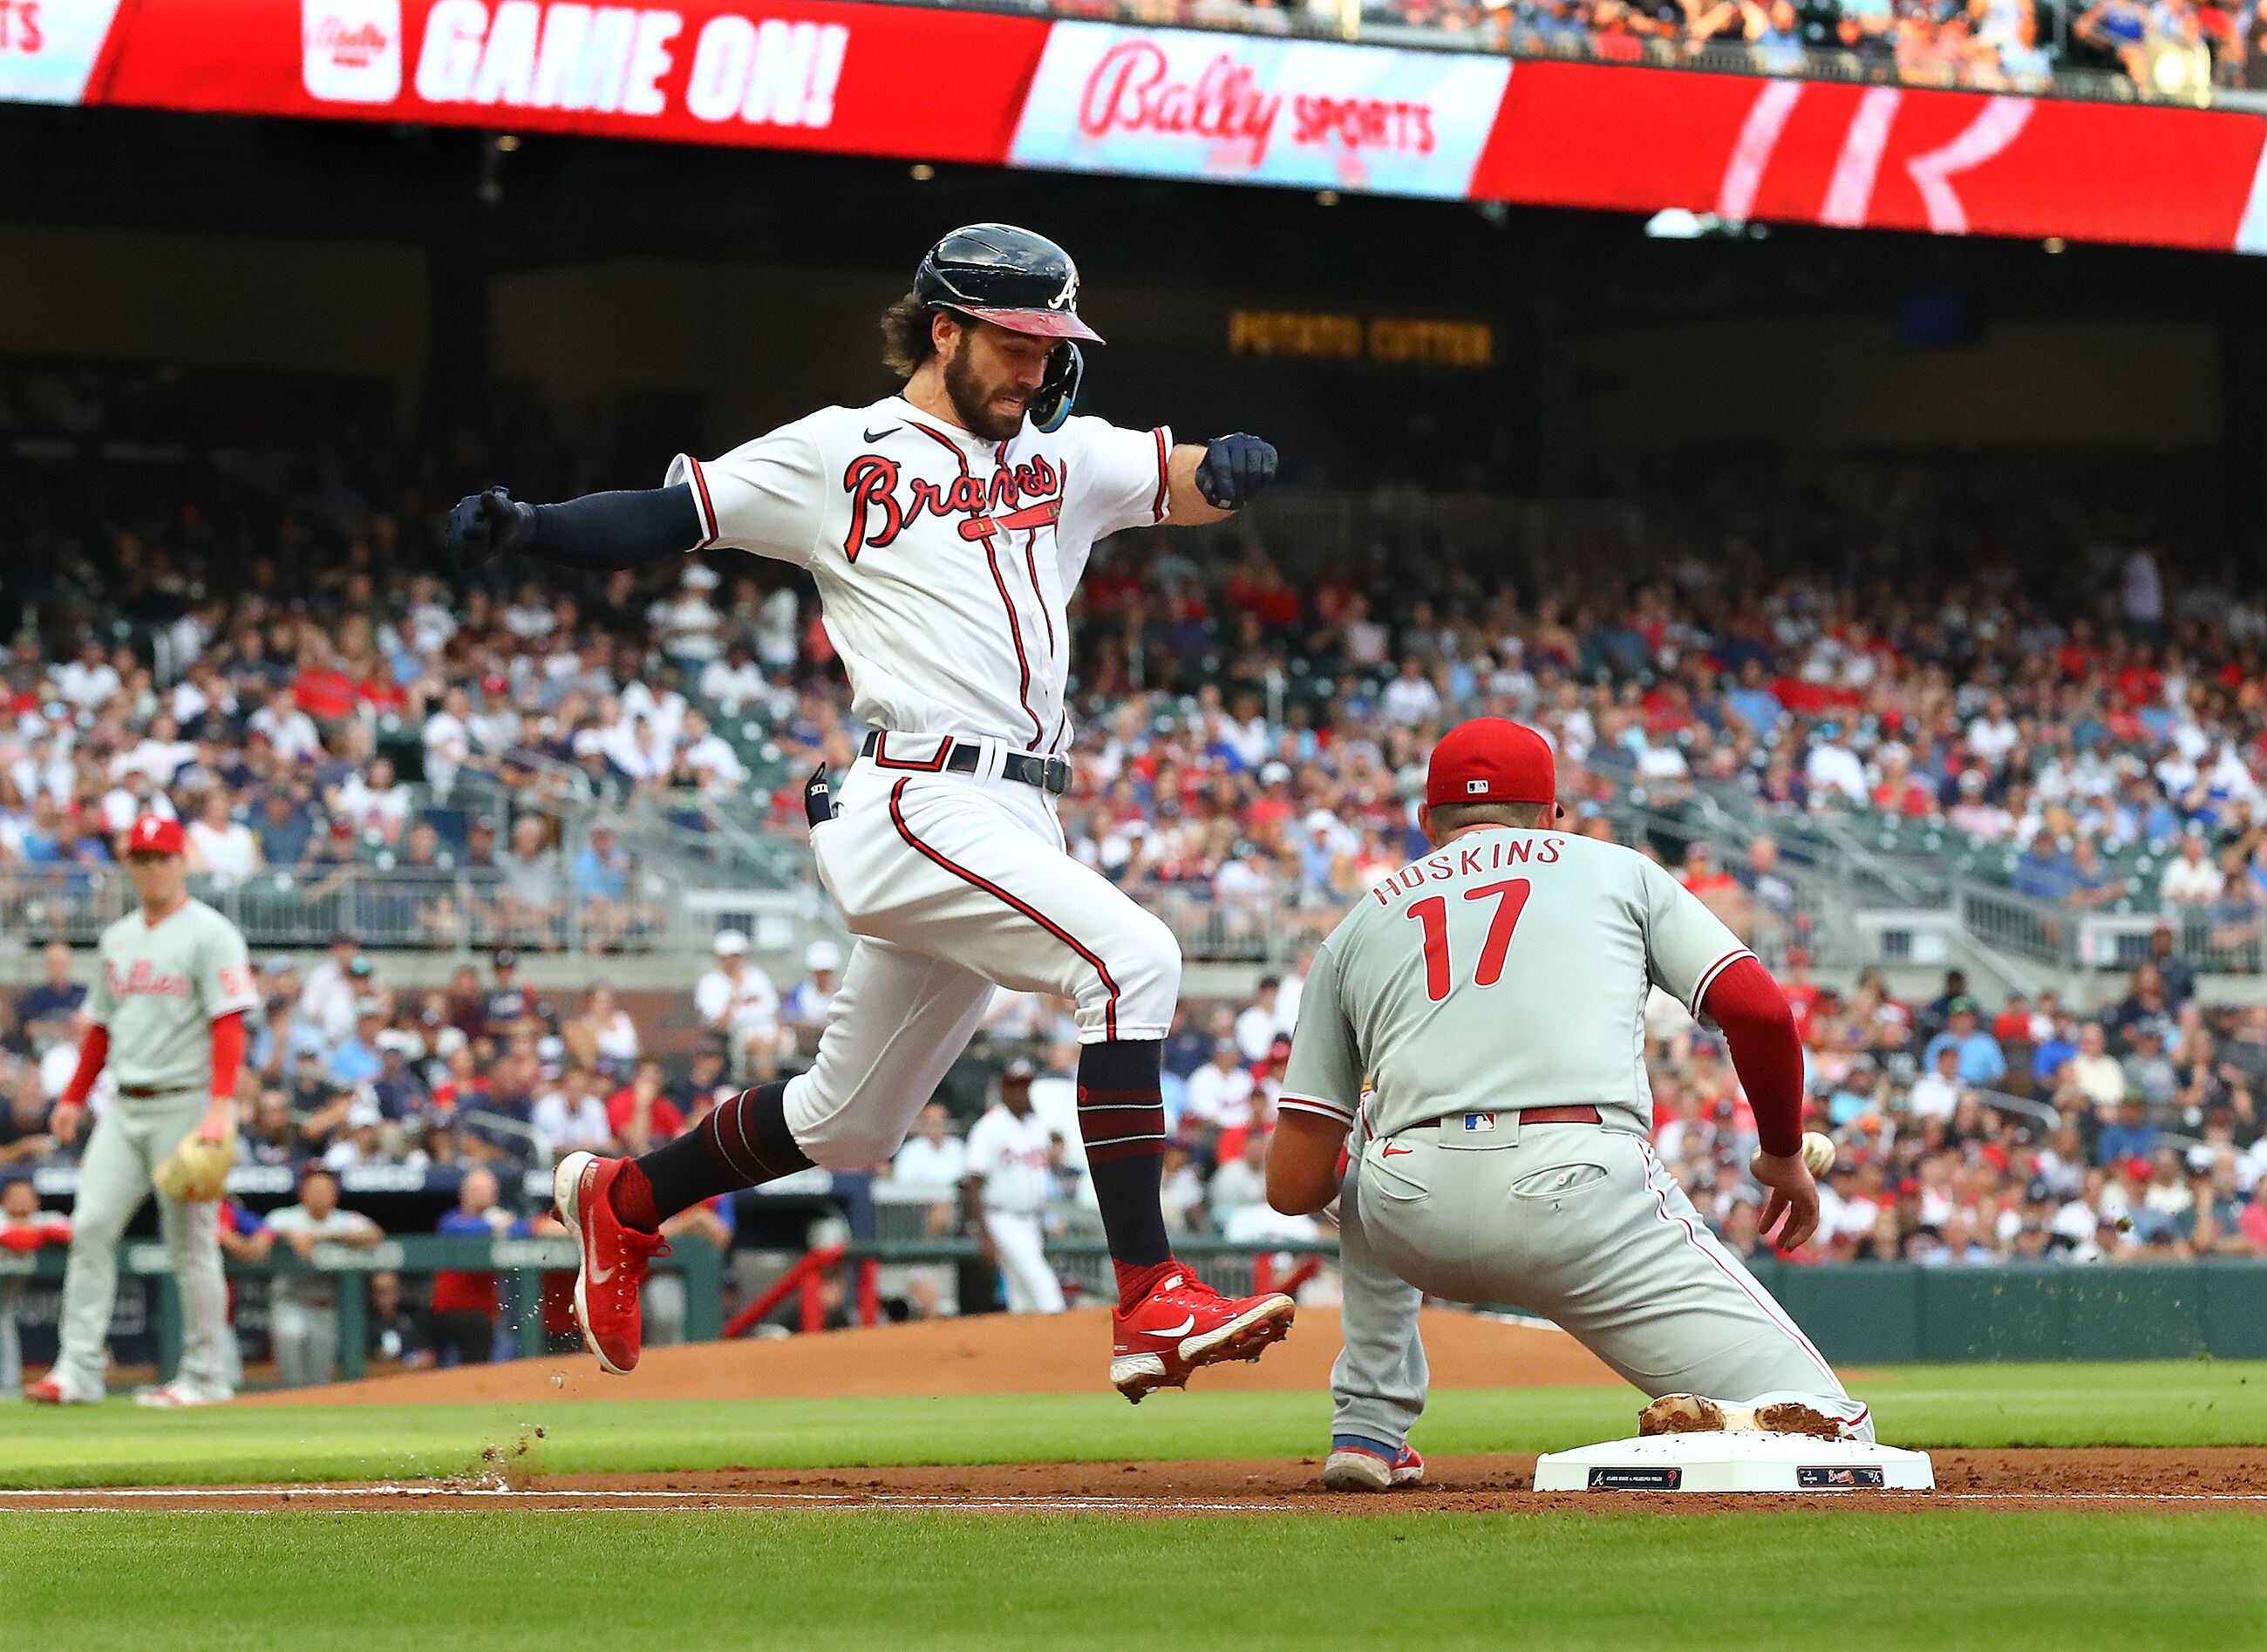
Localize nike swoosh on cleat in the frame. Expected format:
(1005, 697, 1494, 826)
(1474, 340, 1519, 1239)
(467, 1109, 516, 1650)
(863, 425, 900, 442)
(588, 1261, 615, 1284)
(1151, 1315, 1197, 1339)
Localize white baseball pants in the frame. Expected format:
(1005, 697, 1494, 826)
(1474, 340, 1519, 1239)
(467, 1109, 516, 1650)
(1339, 1121, 1869, 1446)
(54, 1091, 234, 1397)
(983, 1210, 1066, 1314)
(786, 748, 1180, 1169)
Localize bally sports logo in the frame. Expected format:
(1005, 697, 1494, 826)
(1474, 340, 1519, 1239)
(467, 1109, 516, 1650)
(303, 0, 404, 104)
(1012, 24, 1508, 200)
(1076, 40, 1436, 167)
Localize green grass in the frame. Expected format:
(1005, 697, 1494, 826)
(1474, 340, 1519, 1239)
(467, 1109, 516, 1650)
(0, 1360, 2261, 1489)
(3, 1509, 2263, 1649)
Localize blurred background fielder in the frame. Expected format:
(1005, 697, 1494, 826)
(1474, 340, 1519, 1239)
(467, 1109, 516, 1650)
(24, 816, 257, 1408)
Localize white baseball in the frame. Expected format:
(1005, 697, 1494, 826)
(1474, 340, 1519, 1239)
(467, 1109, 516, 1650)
(1801, 1132, 1836, 1177)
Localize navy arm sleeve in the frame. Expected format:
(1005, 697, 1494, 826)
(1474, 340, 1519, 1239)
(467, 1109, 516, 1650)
(528, 485, 704, 570)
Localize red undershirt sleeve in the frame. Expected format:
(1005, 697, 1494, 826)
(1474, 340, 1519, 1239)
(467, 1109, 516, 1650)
(59, 1024, 110, 1109)
(208, 1010, 248, 1103)
(1700, 955, 1804, 1159)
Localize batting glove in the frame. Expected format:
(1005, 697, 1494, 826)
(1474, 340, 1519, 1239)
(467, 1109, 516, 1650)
(446, 486, 537, 568)
(1195, 434, 1278, 511)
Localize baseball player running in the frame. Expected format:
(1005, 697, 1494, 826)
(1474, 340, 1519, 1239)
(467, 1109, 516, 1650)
(1266, 719, 1869, 1491)
(963, 1057, 1066, 1315)
(446, 225, 1291, 1398)
(26, 815, 257, 1407)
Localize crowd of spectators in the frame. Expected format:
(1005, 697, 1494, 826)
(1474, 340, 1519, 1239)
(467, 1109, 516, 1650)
(16, 364, 2267, 986)
(1024, 0, 2260, 102)
(870, 950, 2267, 1275)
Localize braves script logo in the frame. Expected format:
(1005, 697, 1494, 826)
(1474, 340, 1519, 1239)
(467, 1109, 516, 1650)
(1074, 40, 1435, 168)
(106, 958, 193, 1000)
(842, 452, 1063, 561)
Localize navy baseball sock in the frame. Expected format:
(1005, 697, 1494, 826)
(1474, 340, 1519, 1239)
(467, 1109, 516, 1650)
(1076, 1038, 1174, 1295)
(610, 1081, 812, 1232)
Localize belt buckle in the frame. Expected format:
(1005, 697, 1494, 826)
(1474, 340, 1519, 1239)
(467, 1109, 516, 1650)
(1041, 756, 1071, 795)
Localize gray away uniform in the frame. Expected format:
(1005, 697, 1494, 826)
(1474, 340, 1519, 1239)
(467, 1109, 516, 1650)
(54, 899, 258, 1396)
(1280, 827, 1869, 1451)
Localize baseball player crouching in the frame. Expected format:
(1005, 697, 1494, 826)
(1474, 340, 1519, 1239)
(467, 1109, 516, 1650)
(25, 816, 257, 1408)
(1266, 721, 1869, 1492)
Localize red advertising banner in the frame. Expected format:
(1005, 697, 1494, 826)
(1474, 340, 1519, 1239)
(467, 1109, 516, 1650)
(5, 1, 2266, 252)
(1472, 60, 2267, 255)
(88, 0, 1048, 165)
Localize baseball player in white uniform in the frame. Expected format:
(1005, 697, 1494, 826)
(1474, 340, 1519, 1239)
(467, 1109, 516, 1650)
(962, 1058, 1067, 1315)
(1266, 720, 1870, 1492)
(26, 815, 258, 1408)
(447, 225, 1293, 1400)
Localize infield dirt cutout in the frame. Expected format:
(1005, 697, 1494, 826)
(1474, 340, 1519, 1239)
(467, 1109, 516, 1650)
(43, 1310, 2261, 1515)
(238, 1306, 1625, 1406)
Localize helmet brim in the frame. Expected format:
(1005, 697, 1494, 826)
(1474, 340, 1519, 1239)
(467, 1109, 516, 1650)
(956, 305, 1104, 344)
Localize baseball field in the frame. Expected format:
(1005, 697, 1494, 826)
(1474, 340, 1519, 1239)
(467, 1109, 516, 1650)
(5, 1311, 2264, 1649)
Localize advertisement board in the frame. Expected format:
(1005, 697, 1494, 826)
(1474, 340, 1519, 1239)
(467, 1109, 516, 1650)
(1009, 22, 1509, 199)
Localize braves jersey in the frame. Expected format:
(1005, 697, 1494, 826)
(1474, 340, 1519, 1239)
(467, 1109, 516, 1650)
(1281, 830, 1752, 1139)
(963, 1104, 1056, 1216)
(669, 396, 1172, 755)
(84, 898, 259, 1098)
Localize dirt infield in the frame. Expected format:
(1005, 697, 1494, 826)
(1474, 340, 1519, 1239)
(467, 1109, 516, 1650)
(6, 1451, 2264, 1516)
(244, 1307, 1622, 1405)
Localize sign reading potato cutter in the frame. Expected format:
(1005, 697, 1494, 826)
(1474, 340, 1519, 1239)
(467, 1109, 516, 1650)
(1534, 1433, 1937, 1494)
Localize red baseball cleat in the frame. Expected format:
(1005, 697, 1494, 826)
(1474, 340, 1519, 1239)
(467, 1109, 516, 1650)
(1110, 1268, 1293, 1402)
(554, 1152, 671, 1376)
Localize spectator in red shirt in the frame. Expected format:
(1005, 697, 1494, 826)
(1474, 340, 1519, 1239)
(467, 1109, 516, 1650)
(606, 1057, 686, 1157)
(291, 642, 357, 724)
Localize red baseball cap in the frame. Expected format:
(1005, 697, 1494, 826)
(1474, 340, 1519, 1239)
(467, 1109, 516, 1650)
(126, 815, 185, 856)
(1426, 718, 1557, 809)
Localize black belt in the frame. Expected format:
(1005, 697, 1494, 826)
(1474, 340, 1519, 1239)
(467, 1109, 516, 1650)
(118, 1083, 194, 1099)
(860, 731, 1072, 797)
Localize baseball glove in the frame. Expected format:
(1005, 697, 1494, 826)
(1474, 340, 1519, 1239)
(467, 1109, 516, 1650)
(152, 1125, 238, 1203)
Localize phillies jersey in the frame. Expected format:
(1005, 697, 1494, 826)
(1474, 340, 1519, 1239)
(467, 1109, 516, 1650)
(84, 898, 259, 1100)
(668, 396, 1171, 755)
(1281, 829, 1752, 1140)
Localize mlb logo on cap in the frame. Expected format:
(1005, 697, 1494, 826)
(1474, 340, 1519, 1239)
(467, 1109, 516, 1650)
(1426, 718, 1557, 810)
(127, 816, 185, 855)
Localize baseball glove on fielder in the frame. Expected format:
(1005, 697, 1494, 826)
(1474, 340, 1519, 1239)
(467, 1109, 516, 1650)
(152, 1125, 238, 1203)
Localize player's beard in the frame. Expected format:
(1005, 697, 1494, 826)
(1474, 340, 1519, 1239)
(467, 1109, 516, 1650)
(943, 343, 1028, 442)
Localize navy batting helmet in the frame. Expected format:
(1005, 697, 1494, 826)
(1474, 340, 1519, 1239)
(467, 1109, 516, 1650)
(913, 224, 1102, 344)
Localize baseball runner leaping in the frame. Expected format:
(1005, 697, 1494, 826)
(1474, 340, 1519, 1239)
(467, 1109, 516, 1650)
(1265, 719, 1870, 1491)
(446, 225, 1293, 1398)
(26, 815, 256, 1409)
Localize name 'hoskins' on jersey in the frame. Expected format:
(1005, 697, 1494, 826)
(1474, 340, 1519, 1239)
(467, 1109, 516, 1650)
(667, 397, 1170, 756)
(1280, 828, 1754, 1141)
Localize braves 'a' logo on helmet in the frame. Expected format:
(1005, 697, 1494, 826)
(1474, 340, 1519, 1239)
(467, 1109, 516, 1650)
(1047, 267, 1080, 312)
